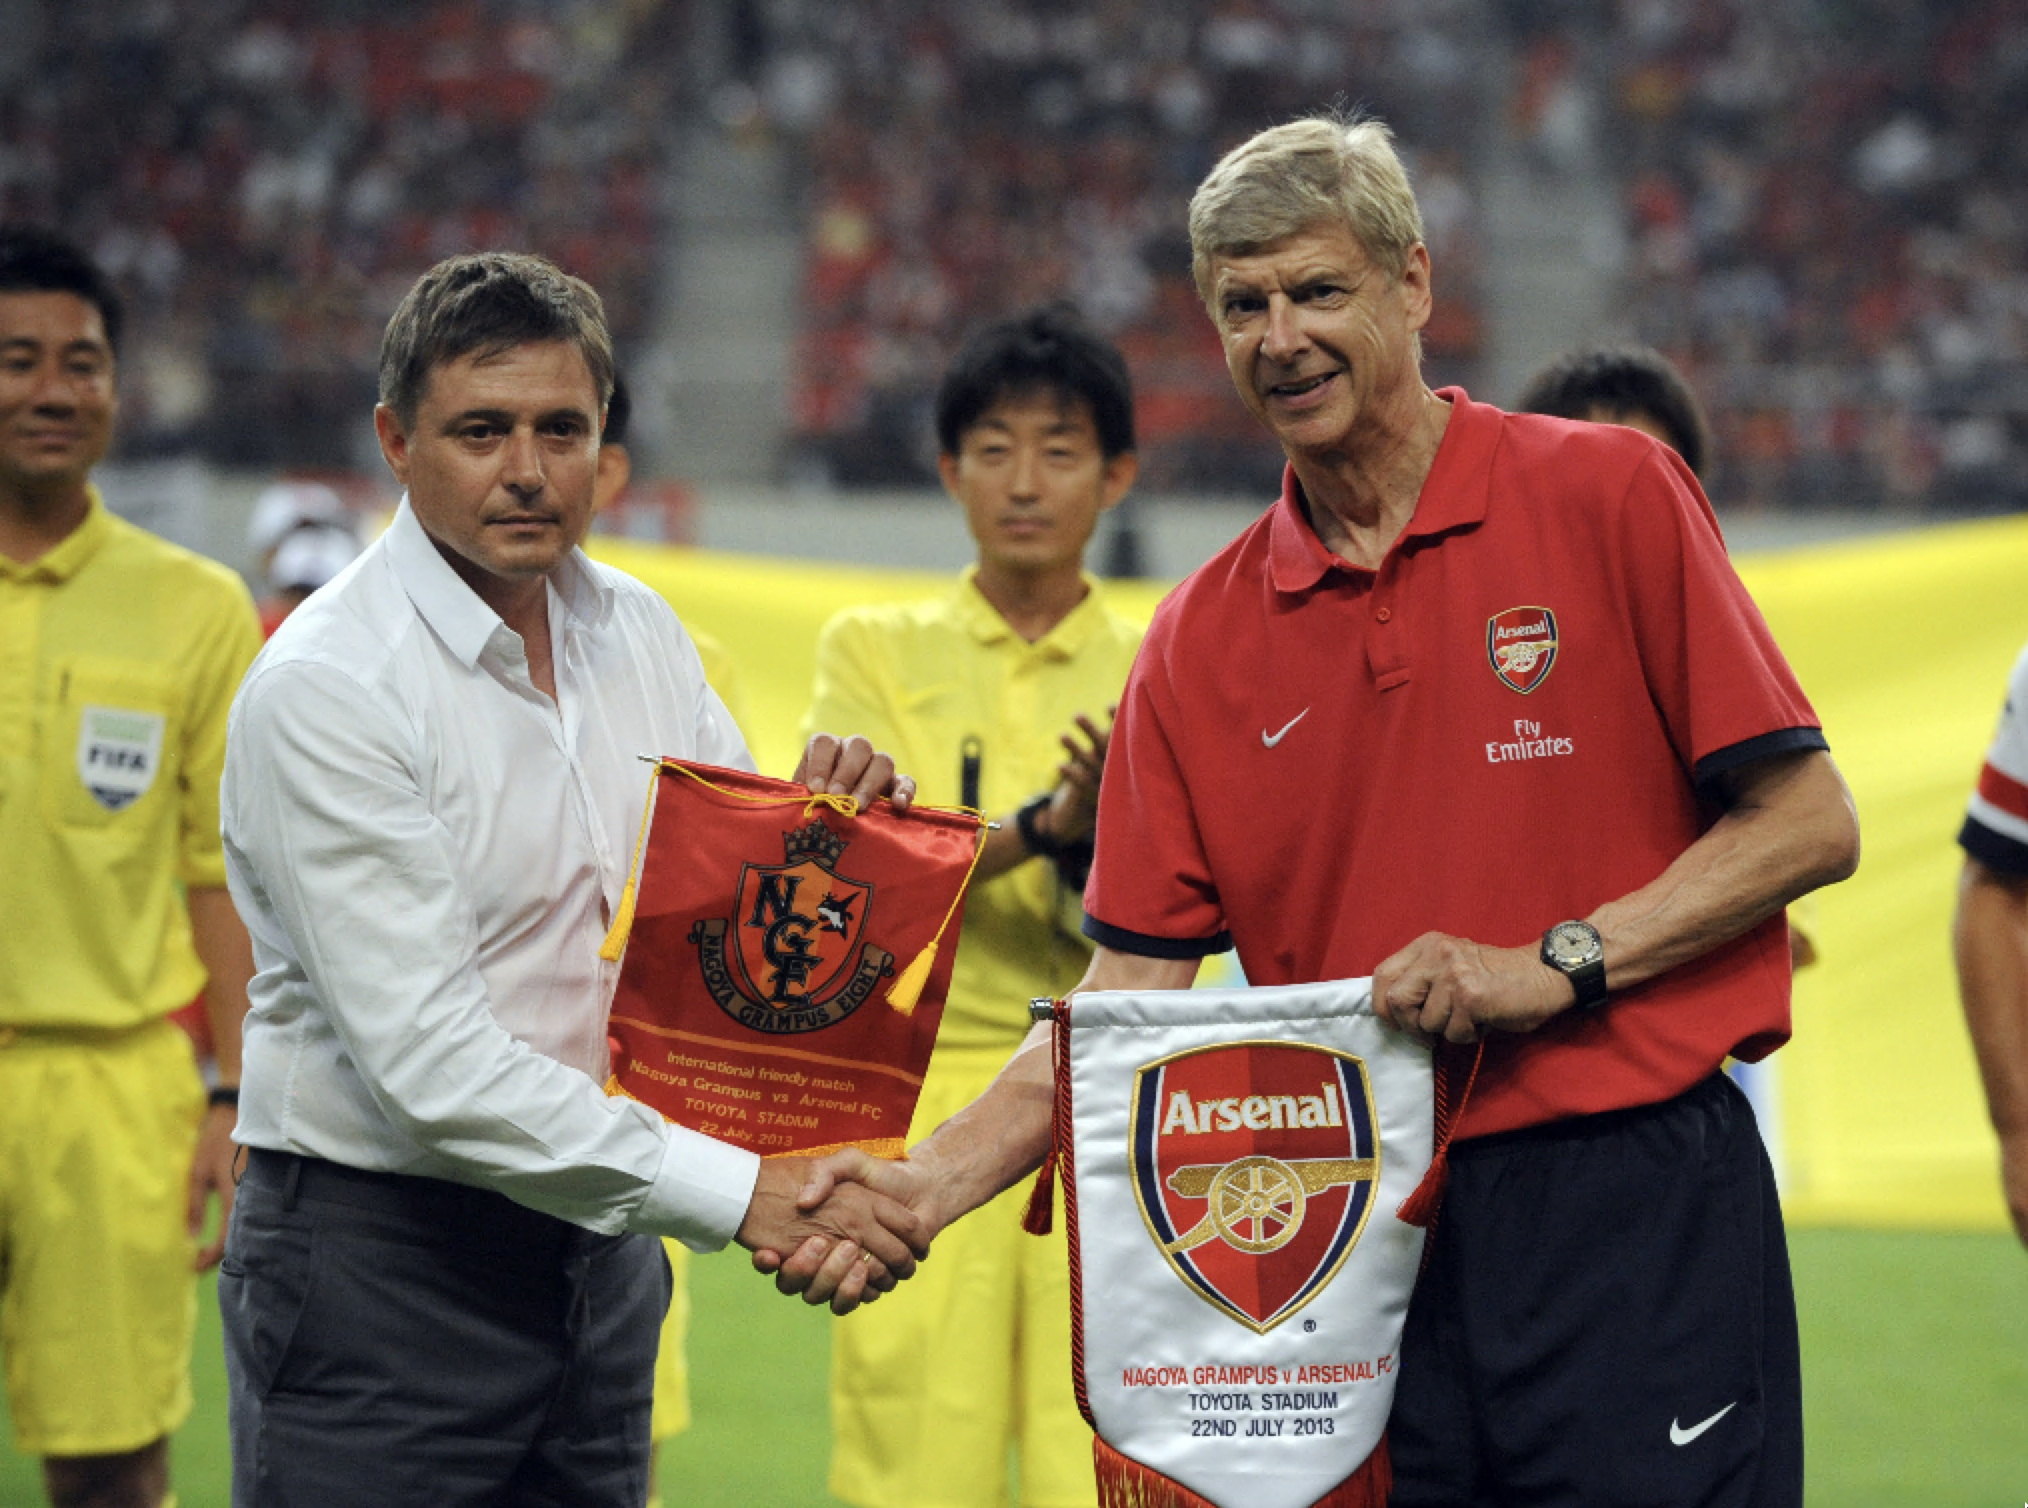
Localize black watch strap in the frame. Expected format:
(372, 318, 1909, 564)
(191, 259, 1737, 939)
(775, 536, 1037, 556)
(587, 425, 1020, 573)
(208, 1085, 241, 1110)
(1562, 955, 1608, 1010)
(1015, 793, 1056, 858)
(1540, 920, 1609, 1010)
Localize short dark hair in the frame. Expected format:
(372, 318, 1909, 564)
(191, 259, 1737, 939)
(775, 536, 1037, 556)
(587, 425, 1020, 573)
(603, 371, 632, 447)
(0, 226, 125, 354)
(1515, 344, 1711, 478)
(378, 252, 614, 428)
(935, 304, 1135, 459)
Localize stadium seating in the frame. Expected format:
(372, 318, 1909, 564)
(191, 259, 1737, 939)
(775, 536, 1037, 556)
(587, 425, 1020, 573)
(757, 1, 1492, 490)
(10, 0, 2022, 516)
(0, 0, 687, 467)
(1587, 0, 2028, 514)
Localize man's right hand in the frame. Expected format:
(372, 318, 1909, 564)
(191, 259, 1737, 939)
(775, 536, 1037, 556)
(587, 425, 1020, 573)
(751, 1148, 943, 1314)
(734, 1156, 930, 1314)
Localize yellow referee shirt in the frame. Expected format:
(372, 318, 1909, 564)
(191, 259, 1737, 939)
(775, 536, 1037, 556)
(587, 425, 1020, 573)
(802, 568, 1143, 1051)
(0, 492, 261, 1029)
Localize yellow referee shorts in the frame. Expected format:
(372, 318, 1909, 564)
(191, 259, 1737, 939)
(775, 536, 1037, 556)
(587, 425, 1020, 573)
(0, 1019, 204, 1456)
(650, 1238, 691, 1442)
(829, 1047, 1096, 1508)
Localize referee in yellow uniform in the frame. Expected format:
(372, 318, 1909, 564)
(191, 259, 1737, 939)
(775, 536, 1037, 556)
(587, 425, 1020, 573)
(0, 227, 261, 1508)
(804, 306, 1143, 1508)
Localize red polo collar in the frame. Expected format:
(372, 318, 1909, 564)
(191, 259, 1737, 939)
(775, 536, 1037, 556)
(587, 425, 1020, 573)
(1267, 387, 1493, 594)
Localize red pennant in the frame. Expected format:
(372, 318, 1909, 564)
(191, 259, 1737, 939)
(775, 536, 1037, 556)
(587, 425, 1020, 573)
(603, 759, 983, 1159)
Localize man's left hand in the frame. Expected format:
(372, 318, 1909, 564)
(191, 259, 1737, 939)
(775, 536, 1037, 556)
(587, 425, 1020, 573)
(795, 734, 917, 814)
(1371, 932, 1574, 1045)
(188, 1102, 238, 1271)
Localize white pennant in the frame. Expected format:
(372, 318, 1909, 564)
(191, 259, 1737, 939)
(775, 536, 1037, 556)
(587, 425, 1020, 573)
(1063, 979, 1432, 1508)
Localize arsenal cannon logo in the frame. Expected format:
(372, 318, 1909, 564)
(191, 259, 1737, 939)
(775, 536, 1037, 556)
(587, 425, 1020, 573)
(1486, 604, 1559, 694)
(1128, 1042, 1380, 1334)
(687, 819, 896, 1035)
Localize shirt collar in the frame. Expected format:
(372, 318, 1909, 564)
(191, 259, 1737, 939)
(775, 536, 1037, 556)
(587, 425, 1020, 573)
(0, 486, 114, 584)
(384, 499, 614, 668)
(954, 564, 1107, 658)
(1267, 386, 1492, 595)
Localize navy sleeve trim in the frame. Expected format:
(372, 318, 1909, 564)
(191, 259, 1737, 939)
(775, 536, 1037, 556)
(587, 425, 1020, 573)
(1082, 913, 1233, 960)
(1960, 816, 2028, 878)
(1693, 727, 1830, 796)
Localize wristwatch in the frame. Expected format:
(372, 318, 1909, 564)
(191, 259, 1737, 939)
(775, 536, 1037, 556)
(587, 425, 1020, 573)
(1540, 920, 1608, 1010)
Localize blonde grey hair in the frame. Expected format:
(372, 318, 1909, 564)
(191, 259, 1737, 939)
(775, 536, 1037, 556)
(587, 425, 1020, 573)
(1188, 115, 1425, 305)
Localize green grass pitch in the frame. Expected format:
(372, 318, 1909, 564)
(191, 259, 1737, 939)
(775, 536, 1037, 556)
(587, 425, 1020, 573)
(3, 1230, 2022, 1506)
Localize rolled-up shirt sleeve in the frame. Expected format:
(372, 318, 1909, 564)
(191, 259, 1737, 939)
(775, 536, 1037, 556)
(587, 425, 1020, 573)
(225, 659, 759, 1249)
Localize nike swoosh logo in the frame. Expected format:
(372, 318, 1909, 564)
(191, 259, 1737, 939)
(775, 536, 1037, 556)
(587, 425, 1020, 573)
(1669, 1402, 1737, 1446)
(1262, 709, 1310, 748)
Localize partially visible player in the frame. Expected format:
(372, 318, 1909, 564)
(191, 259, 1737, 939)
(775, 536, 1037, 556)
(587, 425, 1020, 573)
(1514, 342, 1710, 477)
(1954, 642, 2028, 1247)
(805, 304, 1143, 1508)
(258, 516, 360, 629)
(1517, 342, 1817, 980)
(0, 225, 262, 1508)
(245, 479, 355, 636)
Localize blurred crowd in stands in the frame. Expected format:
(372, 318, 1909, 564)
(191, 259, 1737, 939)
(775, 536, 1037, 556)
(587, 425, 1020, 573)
(1572, 0, 2028, 513)
(5, 0, 2025, 515)
(760, 0, 1494, 490)
(0, 0, 687, 470)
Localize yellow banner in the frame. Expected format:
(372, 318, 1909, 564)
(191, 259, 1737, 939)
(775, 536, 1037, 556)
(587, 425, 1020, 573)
(1741, 516, 2028, 1230)
(591, 517, 2028, 1231)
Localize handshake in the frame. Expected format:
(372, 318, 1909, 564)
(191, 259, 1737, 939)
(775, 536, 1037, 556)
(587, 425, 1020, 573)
(734, 1148, 942, 1315)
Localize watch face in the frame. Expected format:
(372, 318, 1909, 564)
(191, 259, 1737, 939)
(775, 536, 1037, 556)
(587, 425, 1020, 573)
(1545, 921, 1603, 967)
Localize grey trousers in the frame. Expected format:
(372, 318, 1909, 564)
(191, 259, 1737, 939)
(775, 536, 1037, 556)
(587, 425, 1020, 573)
(221, 1149, 670, 1508)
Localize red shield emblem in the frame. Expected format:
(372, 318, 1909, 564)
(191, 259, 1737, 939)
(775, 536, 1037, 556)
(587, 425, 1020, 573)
(1487, 605, 1558, 694)
(1129, 1043, 1379, 1333)
(733, 855, 869, 1007)
(685, 819, 895, 1035)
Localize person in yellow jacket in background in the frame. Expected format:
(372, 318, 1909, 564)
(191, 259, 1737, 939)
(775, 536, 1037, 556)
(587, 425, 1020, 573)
(0, 227, 262, 1508)
(591, 371, 745, 1507)
(804, 304, 1144, 1508)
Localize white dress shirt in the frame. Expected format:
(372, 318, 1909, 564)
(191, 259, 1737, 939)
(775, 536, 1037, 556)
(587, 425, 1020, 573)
(222, 501, 761, 1249)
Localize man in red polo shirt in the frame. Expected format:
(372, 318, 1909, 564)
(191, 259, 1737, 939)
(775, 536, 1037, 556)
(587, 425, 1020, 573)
(765, 115, 1859, 1507)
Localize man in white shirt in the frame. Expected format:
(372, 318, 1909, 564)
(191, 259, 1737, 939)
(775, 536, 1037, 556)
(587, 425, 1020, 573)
(219, 252, 926, 1507)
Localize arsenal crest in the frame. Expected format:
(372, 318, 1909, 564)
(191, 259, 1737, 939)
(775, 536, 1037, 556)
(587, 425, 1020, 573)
(687, 819, 895, 1035)
(1487, 604, 1558, 694)
(1129, 1042, 1379, 1334)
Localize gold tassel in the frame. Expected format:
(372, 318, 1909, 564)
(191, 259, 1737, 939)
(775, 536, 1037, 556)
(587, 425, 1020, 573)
(598, 878, 638, 963)
(884, 813, 990, 1014)
(600, 763, 665, 963)
(885, 942, 937, 1015)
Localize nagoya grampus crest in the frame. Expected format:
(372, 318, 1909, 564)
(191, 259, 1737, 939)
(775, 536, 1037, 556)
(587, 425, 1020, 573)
(730, 820, 873, 1010)
(1129, 1043, 1379, 1333)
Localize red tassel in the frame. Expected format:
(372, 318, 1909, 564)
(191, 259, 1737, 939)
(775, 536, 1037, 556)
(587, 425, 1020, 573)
(1022, 1147, 1057, 1235)
(1395, 1144, 1449, 1228)
(1093, 1434, 1392, 1508)
(1396, 1039, 1487, 1229)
